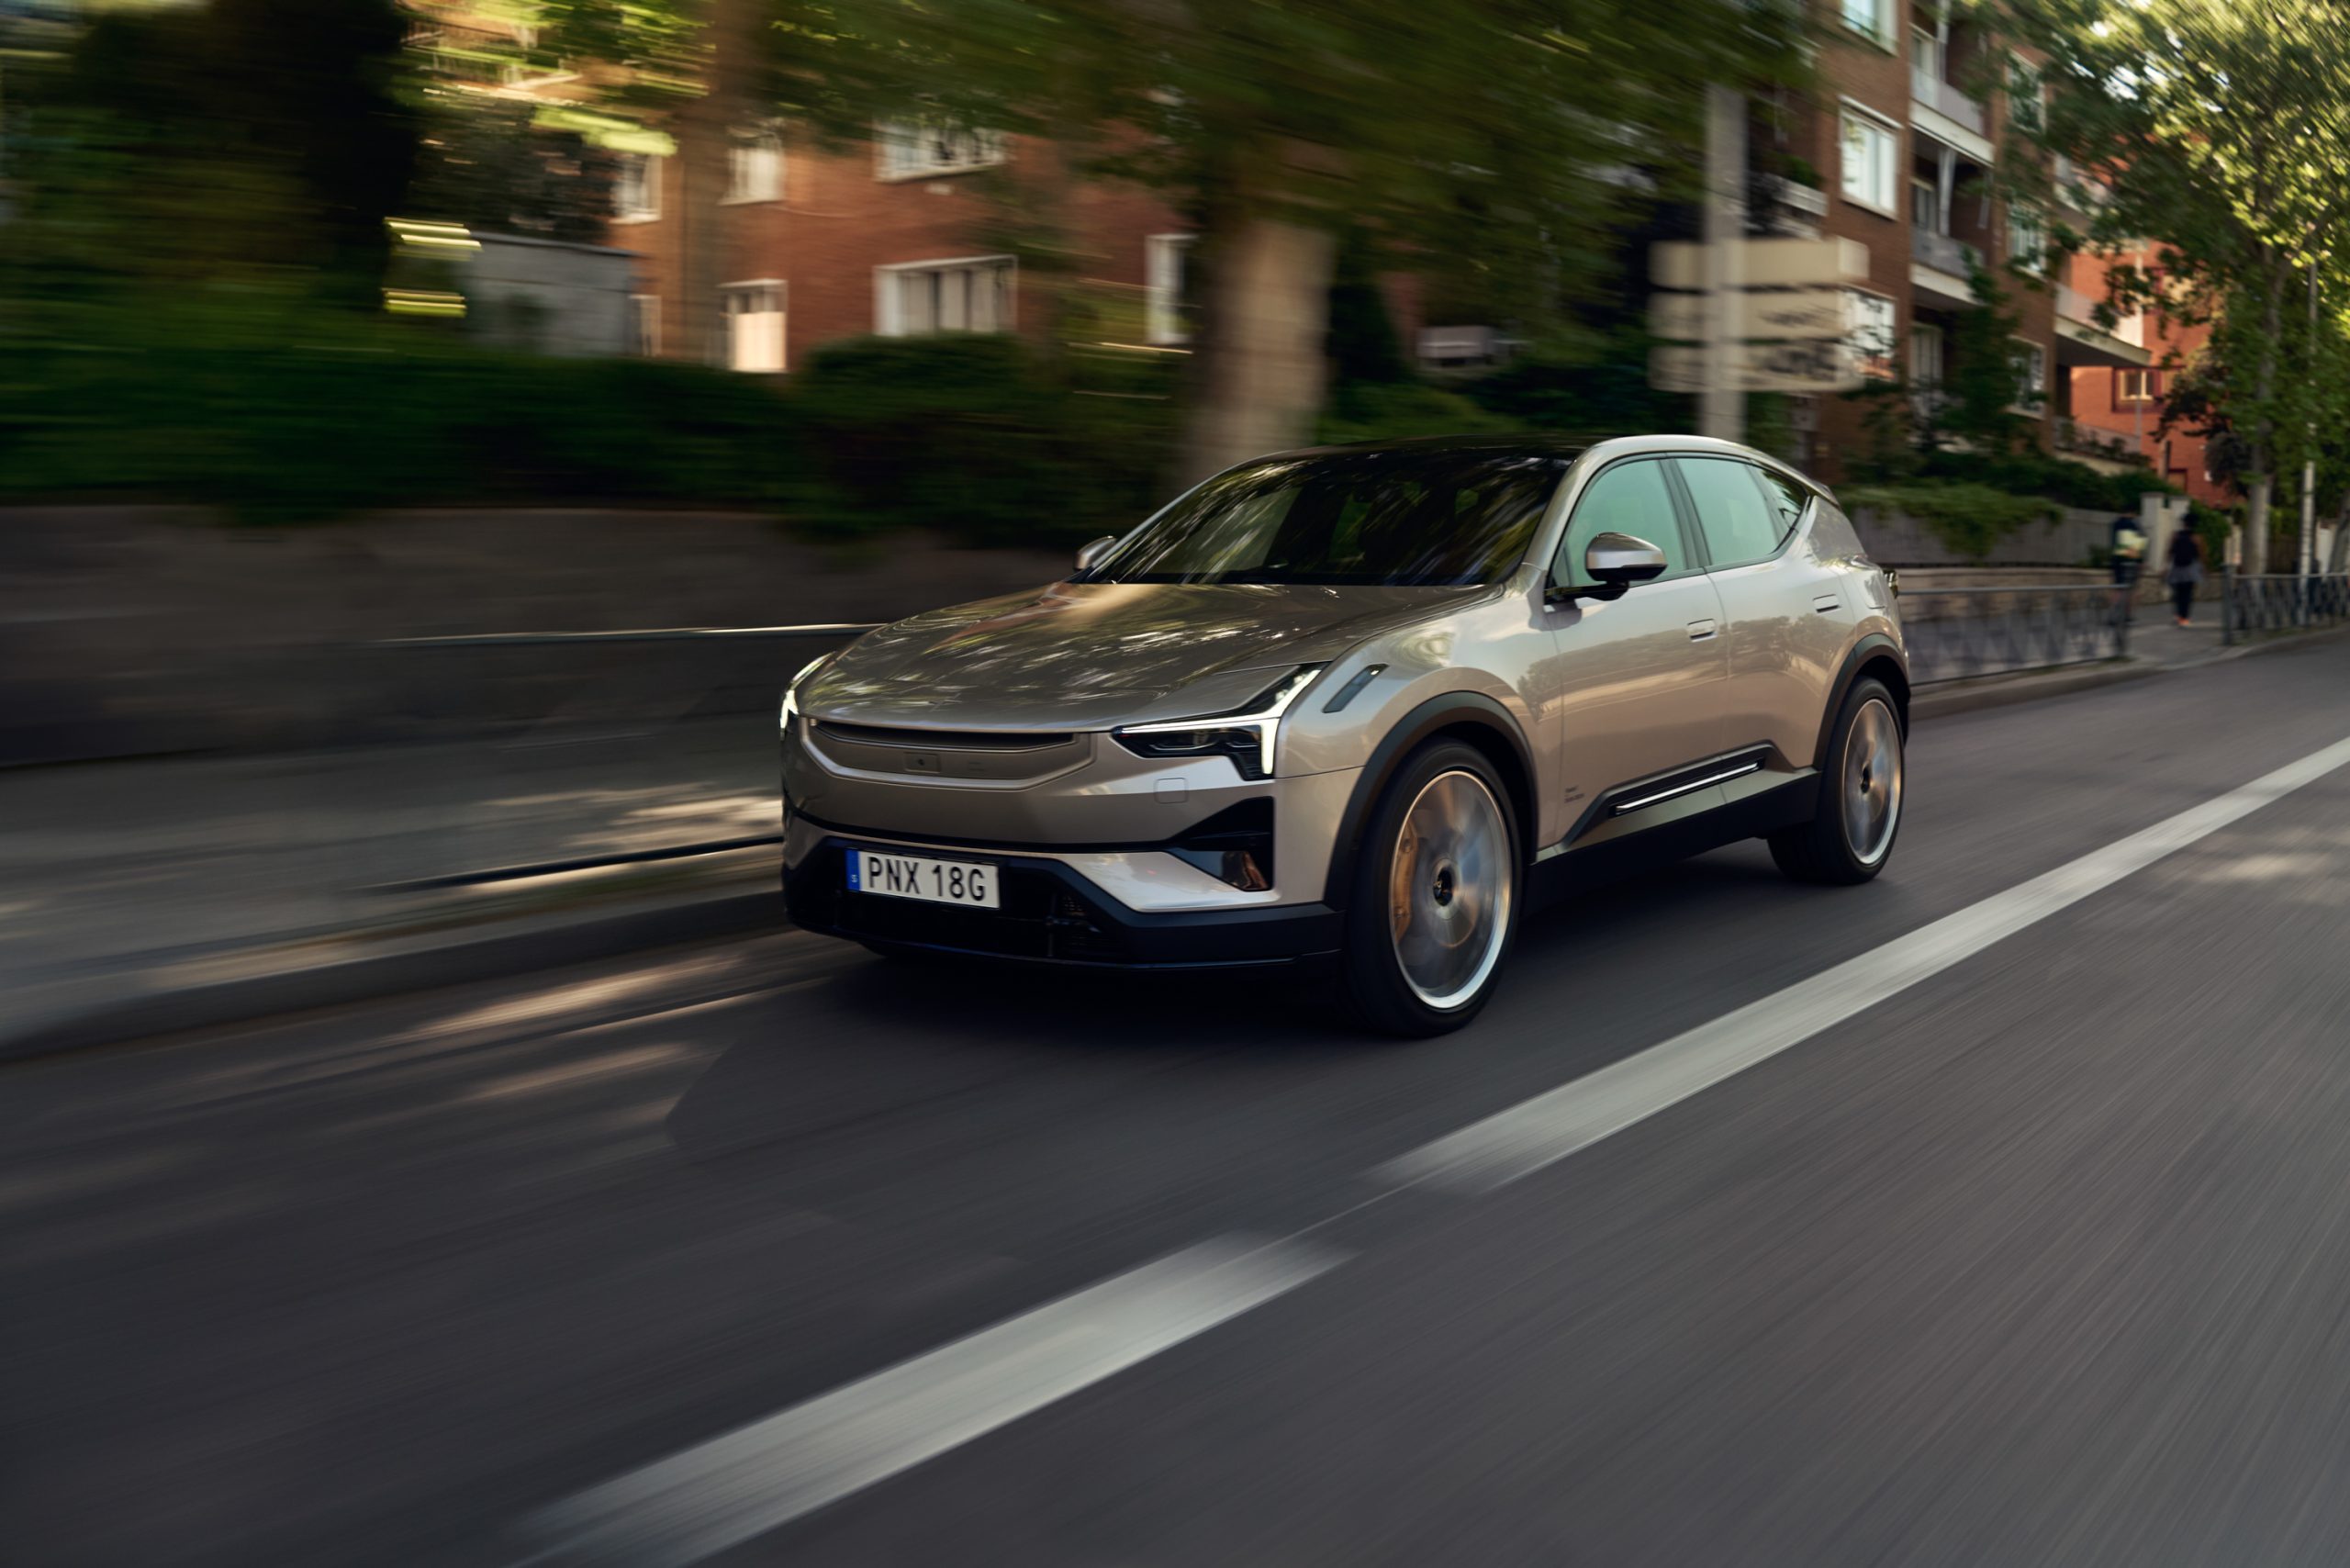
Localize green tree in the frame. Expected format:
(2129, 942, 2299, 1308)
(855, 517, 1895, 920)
(807, 0, 1803, 481)
(2004, 0, 2350, 573)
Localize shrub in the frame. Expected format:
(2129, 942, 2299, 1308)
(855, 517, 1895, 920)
(785, 335, 1177, 548)
(1911, 448, 2179, 513)
(1315, 381, 1521, 446)
(0, 329, 800, 521)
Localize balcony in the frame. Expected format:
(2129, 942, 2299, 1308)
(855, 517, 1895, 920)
(2056, 283, 2147, 347)
(1914, 228, 1981, 278)
(1911, 69, 1988, 137)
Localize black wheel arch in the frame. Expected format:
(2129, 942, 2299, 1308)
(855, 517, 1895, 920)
(1321, 691, 1539, 910)
(1815, 634, 1910, 770)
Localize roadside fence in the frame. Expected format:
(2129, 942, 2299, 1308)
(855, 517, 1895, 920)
(2221, 571, 2350, 645)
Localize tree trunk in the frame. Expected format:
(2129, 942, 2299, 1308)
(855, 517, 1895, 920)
(1178, 213, 1339, 486)
(675, 0, 758, 365)
(2243, 261, 2287, 577)
(2245, 474, 2273, 576)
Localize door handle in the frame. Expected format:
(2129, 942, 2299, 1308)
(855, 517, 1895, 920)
(1813, 593, 1842, 614)
(1686, 619, 1718, 640)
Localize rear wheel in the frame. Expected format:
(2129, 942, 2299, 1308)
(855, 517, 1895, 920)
(1769, 677, 1904, 884)
(1339, 741, 1521, 1036)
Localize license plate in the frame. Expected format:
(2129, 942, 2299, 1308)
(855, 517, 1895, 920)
(845, 848, 1000, 909)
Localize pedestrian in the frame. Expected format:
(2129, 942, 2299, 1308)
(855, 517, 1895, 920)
(2109, 514, 2147, 623)
(2165, 521, 2206, 627)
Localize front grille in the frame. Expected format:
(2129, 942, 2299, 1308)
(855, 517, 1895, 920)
(815, 721, 1072, 752)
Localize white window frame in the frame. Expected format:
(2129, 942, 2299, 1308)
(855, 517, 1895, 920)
(2117, 368, 2158, 406)
(1910, 322, 1945, 388)
(1145, 233, 1194, 346)
(1839, 103, 1901, 218)
(1841, 0, 1893, 48)
(1846, 288, 1898, 380)
(613, 151, 663, 223)
(2006, 204, 2045, 274)
(2010, 335, 2049, 411)
(874, 120, 1007, 182)
(722, 278, 787, 374)
(874, 254, 1018, 336)
(630, 293, 661, 357)
(723, 127, 785, 205)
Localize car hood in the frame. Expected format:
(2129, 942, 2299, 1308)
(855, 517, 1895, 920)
(800, 580, 1489, 730)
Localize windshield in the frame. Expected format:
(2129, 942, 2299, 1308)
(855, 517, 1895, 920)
(1085, 450, 1570, 587)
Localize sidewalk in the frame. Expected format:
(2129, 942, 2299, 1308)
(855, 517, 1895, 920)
(0, 612, 2327, 1060)
(0, 716, 782, 1055)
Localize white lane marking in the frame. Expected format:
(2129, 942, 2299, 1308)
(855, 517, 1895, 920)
(1382, 733, 2350, 1195)
(510, 1235, 1348, 1568)
(508, 733, 2350, 1566)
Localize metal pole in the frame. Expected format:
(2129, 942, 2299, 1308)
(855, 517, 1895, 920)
(1700, 84, 1746, 444)
(2301, 261, 2319, 622)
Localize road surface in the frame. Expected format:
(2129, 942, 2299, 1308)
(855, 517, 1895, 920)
(11, 635, 2350, 1567)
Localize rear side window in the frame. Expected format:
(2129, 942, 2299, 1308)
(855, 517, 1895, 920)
(1675, 456, 1787, 570)
(1555, 459, 1690, 589)
(1750, 466, 1813, 538)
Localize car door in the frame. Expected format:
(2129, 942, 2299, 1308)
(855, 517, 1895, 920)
(1671, 454, 1852, 768)
(1542, 455, 1730, 835)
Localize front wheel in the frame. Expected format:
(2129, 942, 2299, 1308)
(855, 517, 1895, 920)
(1338, 741, 1522, 1036)
(1769, 677, 1904, 884)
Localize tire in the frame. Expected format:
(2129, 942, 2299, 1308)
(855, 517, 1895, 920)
(1338, 740, 1523, 1036)
(1769, 677, 1904, 885)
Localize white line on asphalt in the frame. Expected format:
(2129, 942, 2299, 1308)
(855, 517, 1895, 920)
(1379, 732, 2350, 1194)
(509, 1234, 1348, 1568)
(506, 733, 2350, 1567)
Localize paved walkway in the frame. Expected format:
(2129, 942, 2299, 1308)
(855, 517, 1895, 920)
(0, 716, 776, 1045)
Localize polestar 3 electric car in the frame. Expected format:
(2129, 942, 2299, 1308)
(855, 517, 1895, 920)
(781, 434, 1908, 1034)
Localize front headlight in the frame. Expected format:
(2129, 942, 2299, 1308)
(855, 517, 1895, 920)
(1112, 665, 1324, 781)
(780, 652, 834, 733)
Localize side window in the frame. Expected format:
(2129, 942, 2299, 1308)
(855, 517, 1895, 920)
(1675, 456, 1785, 570)
(1555, 460, 1688, 589)
(1750, 467, 1812, 541)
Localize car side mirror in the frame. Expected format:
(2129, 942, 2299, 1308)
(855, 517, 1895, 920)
(1553, 532, 1669, 603)
(1074, 535, 1117, 574)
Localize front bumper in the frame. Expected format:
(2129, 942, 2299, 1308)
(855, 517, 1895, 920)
(784, 825, 1343, 969)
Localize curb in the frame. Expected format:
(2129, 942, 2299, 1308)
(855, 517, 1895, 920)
(1, 890, 787, 1066)
(1911, 657, 2162, 720)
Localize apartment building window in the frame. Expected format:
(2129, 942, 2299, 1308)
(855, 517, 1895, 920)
(1847, 289, 1897, 380)
(613, 151, 663, 221)
(1841, 0, 1892, 47)
(1910, 177, 1939, 231)
(1910, 323, 1945, 387)
(630, 294, 660, 357)
(2011, 338, 2048, 409)
(877, 256, 1015, 335)
(1145, 234, 1194, 346)
(725, 129, 784, 204)
(1840, 106, 1900, 215)
(2115, 369, 2163, 408)
(876, 120, 1006, 181)
(722, 280, 786, 373)
(2007, 206, 2046, 273)
(1913, 24, 1945, 84)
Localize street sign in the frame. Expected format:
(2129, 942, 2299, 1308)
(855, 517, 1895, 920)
(1650, 237, 1871, 291)
(1650, 289, 1847, 342)
(1651, 340, 1860, 395)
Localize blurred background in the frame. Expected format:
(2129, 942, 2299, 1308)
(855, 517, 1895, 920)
(12, 2, 2350, 1562)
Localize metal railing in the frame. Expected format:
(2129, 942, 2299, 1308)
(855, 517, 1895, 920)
(2222, 571, 2350, 644)
(2054, 283, 2146, 348)
(1911, 73, 1988, 135)
(1913, 227, 1983, 278)
(1898, 585, 2129, 684)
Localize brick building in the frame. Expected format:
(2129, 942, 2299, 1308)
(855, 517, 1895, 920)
(606, 124, 1194, 372)
(1757, 0, 2154, 482)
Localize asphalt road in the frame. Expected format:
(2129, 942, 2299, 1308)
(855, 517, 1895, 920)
(12, 636, 2350, 1568)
